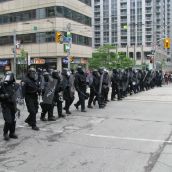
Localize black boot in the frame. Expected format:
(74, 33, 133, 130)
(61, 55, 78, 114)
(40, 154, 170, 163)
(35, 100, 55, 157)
(9, 121, 18, 139)
(48, 116, 56, 121)
(59, 114, 66, 118)
(74, 103, 79, 110)
(87, 105, 93, 108)
(66, 110, 72, 115)
(25, 117, 32, 126)
(3, 133, 10, 141)
(3, 122, 10, 141)
(32, 126, 39, 131)
(40, 112, 47, 121)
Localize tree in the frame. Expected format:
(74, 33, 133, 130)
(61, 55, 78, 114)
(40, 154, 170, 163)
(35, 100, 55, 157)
(89, 45, 134, 69)
(17, 48, 28, 79)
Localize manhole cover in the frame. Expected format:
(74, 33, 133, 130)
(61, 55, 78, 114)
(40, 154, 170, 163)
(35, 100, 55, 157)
(3, 160, 25, 168)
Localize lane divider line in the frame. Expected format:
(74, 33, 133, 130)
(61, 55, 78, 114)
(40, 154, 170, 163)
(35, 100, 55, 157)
(86, 134, 172, 143)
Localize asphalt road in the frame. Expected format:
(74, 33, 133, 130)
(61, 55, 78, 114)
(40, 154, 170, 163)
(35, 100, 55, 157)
(0, 84, 172, 172)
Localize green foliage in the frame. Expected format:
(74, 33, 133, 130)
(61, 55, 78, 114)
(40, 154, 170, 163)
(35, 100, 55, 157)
(18, 48, 27, 61)
(89, 45, 134, 69)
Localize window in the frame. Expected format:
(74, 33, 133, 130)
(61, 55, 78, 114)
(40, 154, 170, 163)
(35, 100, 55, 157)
(0, 6, 91, 26)
(46, 7, 56, 18)
(78, 0, 91, 6)
(0, 32, 92, 47)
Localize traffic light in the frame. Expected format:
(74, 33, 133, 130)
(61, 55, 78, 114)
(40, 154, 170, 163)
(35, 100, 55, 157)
(55, 32, 62, 43)
(70, 56, 74, 62)
(164, 38, 170, 49)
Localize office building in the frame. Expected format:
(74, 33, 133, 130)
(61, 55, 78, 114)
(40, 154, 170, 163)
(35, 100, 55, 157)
(0, 0, 92, 77)
(93, 0, 171, 66)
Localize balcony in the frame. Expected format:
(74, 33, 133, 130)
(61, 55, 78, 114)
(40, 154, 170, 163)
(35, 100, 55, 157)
(94, 21, 100, 25)
(145, 10, 152, 14)
(120, 19, 127, 23)
(146, 38, 152, 42)
(120, 12, 127, 16)
(145, 3, 152, 7)
(146, 31, 152, 35)
(94, 8, 100, 12)
(145, 17, 152, 21)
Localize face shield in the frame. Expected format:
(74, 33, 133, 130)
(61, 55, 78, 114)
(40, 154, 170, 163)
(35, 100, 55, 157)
(67, 71, 71, 77)
(4, 73, 15, 83)
(43, 72, 50, 82)
(29, 71, 37, 80)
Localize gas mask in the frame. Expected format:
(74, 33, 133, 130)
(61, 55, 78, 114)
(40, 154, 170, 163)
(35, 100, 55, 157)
(4, 72, 15, 84)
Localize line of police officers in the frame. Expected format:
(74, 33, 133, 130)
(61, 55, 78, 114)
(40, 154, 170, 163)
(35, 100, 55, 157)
(0, 66, 163, 141)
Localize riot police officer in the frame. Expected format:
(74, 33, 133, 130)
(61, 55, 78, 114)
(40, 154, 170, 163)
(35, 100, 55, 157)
(40, 71, 56, 121)
(53, 70, 65, 118)
(74, 66, 87, 112)
(22, 68, 40, 131)
(0, 72, 19, 140)
(62, 68, 74, 114)
(87, 69, 99, 108)
(111, 69, 118, 101)
(96, 67, 106, 108)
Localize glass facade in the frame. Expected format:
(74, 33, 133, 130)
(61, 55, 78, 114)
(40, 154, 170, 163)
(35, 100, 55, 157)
(0, 0, 12, 2)
(78, 0, 91, 6)
(0, 6, 91, 26)
(0, 31, 92, 47)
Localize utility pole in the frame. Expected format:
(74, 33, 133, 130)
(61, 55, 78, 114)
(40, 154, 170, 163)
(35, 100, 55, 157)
(13, 30, 17, 79)
(67, 23, 72, 70)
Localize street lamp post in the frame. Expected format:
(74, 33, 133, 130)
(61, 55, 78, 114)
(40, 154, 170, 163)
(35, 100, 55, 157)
(13, 30, 17, 79)
(66, 23, 72, 70)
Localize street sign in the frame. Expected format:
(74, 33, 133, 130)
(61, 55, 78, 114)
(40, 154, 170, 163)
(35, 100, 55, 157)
(64, 44, 70, 52)
(63, 57, 68, 64)
(63, 37, 72, 43)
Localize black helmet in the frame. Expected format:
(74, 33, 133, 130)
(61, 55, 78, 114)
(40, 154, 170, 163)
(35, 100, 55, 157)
(92, 69, 98, 77)
(98, 67, 104, 75)
(43, 71, 49, 82)
(62, 68, 68, 76)
(48, 69, 54, 75)
(62, 68, 71, 77)
(71, 69, 75, 74)
(112, 69, 117, 73)
(52, 70, 60, 80)
(77, 66, 84, 74)
(4, 71, 15, 84)
(28, 68, 37, 80)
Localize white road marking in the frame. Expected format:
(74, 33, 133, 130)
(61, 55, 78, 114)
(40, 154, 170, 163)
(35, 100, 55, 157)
(17, 125, 64, 133)
(86, 134, 172, 143)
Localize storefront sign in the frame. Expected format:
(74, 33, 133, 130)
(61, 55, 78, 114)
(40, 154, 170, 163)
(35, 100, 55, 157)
(63, 57, 68, 64)
(33, 58, 45, 64)
(5, 65, 11, 71)
(81, 58, 88, 64)
(0, 60, 9, 66)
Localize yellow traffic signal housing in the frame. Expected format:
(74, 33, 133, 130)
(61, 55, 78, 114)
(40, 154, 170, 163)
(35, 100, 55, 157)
(55, 32, 62, 43)
(164, 38, 170, 49)
(70, 56, 74, 62)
